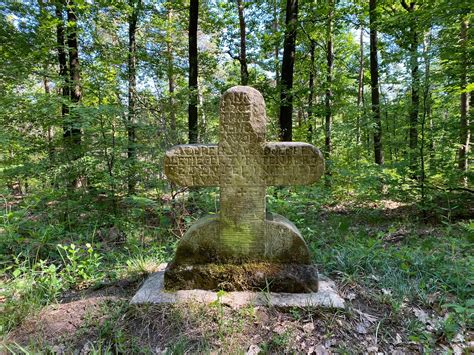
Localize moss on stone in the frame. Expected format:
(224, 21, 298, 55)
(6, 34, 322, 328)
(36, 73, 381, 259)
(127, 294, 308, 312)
(172, 213, 312, 266)
(164, 262, 318, 293)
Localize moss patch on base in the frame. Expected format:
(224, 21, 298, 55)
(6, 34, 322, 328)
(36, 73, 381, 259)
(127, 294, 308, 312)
(164, 262, 318, 293)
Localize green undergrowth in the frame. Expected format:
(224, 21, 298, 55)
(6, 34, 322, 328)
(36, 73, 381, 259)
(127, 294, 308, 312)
(268, 186, 473, 345)
(1, 188, 176, 334)
(1, 184, 473, 351)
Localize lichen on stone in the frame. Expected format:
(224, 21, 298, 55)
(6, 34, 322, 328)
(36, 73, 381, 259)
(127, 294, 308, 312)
(163, 86, 324, 293)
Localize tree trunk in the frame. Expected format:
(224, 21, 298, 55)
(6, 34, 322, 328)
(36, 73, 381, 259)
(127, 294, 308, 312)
(401, 0, 419, 176)
(97, 89, 117, 213)
(324, 0, 334, 163)
(166, 6, 176, 141)
(307, 39, 315, 140)
(236, 0, 249, 85)
(199, 84, 207, 141)
(356, 26, 364, 146)
(55, 2, 69, 115)
(423, 30, 435, 172)
(273, 0, 280, 87)
(188, 0, 199, 144)
(458, 16, 470, 183)
(369, 0, 383, 165)
(56, 3, 69, 134)
(66, 0, 81, 149)
(278, 0, 298, 142)
(420, 28, 433, 207)
(43, 77, 55, 163)
(409, 27, 420, 175)
(127, 0, 140, 195)
(55, 1, 70, 191)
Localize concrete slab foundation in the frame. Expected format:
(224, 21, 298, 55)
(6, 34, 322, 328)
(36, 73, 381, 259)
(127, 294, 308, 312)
(131, 264, 345, 309)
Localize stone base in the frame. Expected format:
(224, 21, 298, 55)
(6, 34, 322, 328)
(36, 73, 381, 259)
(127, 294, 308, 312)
(172, 213, 312, 266)
(131, 264, 345, 309)
(164, 262, 318, 293)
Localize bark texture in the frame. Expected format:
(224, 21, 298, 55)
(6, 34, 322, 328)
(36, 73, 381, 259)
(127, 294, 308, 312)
(458, 17, 470, 179)
(357, 26, 364, 146)
(65, 0, 81, 149)
(401, 0, 419, 175)
(188, 0, 199, 143)
(307, 40, 315, 140)
(55, 1, 69, 129)
(324, 0, 334, 162)
(127, 0, 140, 194)
(167, 6, 176, 136)
(370, 0, 384, 165)
(279, 0, 298, 142)
(273, 0, 280, 87)
(236, 0, 249, 85)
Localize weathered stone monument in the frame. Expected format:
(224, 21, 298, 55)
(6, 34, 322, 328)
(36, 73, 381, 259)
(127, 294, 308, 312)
(131, 86, 343, 307)
(163, 86, 325, 293)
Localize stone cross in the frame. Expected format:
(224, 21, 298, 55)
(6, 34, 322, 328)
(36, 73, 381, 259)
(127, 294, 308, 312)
(164, 86, 324, 291)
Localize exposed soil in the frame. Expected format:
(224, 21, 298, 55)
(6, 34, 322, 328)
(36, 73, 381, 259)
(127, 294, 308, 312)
(4, 199, 473, 353)
(7, 297, 115, 347)
(6, 274, 472, 354)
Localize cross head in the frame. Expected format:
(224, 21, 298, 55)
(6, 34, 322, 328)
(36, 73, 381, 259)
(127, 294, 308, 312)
(165, 86, 324, 261)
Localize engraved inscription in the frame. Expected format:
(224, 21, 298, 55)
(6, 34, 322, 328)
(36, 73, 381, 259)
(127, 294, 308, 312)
(263, 142, 325, 186)
(163, 86, 324, 256)
(164, 144, 219, 187)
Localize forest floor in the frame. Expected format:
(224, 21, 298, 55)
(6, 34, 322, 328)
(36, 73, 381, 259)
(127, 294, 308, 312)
(1, 187, 473, 353)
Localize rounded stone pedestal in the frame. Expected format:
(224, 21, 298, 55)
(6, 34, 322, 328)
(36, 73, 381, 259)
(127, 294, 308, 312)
(164, 213, 317, 293)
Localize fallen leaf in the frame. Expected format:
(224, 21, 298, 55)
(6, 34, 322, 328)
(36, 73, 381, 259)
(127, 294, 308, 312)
(413, 308, 429, 324)
(346, 292, 356, 300)
(246, 344, 262, 355)
(427, 292, 440, 304)
(451, 344, 463, 355)
(323, 339, 334, 348)
(355, 309, 377, 323)
(313, 344, 329, 355)
(452, 332, 465, 343)
(356, 322, 369, 334)
(273, 324, 286, 335)
(303, 322, 315, 333)
(366, 346, 378, 353)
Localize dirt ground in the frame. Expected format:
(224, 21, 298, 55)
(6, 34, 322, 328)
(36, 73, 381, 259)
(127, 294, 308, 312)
(5, 273, 472, 354)
(4, 198, 473, 353)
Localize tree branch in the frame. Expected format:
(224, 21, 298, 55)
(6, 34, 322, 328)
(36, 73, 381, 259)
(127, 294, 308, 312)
(400, 0, 410, 11)
(416, 184, 474, 194)
(401, 0, 415, 11)
(227, 49, 241, 63)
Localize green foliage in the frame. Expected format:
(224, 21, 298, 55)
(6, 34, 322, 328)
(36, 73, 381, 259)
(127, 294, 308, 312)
(442, 299, 474, 334)
(0, 0, 471, 201)
(266, 184, 473, 320)
(260, 329, 294, 352)
(1, 242, 101, 333)
(0, 0, 472, 351)
(56, 243, 103, 285)
(1, 256, 62, 333)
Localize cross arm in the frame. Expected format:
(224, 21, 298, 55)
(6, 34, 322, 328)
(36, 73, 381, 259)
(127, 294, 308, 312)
(264, 142, 325, 186)
(164, 144, 219, 187)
